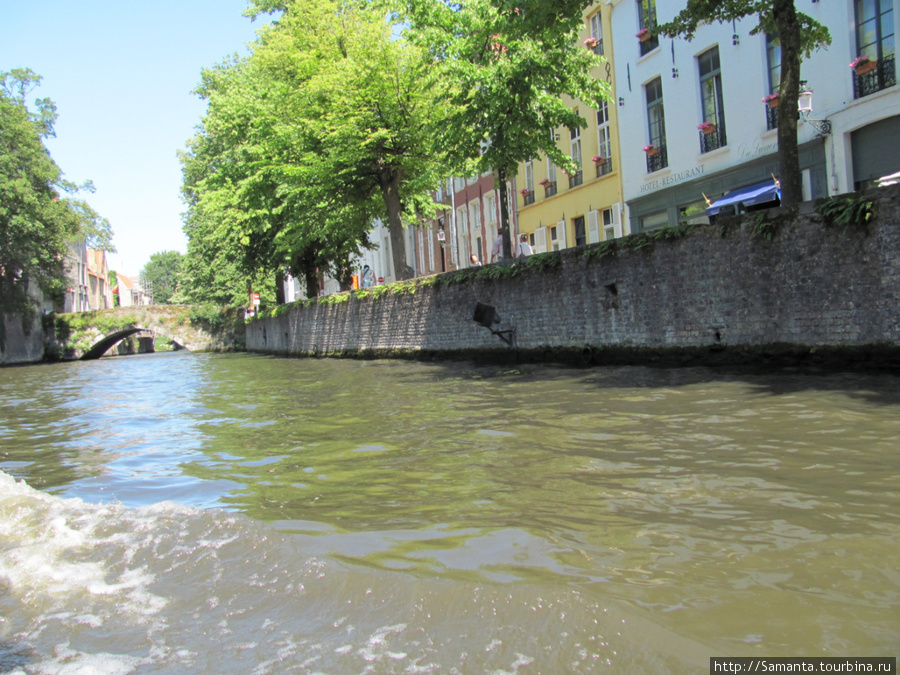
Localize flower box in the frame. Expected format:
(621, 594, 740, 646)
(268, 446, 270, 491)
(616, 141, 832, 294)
(851, 57, 877, 75)
(584, 37, 598, 49)
(519, 188, 530, 196)
(698, 122, 717, 135)
(636, 28, 651, 43)
(592, 156, 606, 165)
(539, 179, 551, 186)
(762, 94, 780, 109)
(643, 145, 658, 156)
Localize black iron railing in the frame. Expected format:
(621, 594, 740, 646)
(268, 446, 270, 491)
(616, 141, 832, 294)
(645, 145, 668, 173)
(568, 170, 584, 189)
(543, 181, 557, 198)
(595, 160, 613, 178)
(765, 103, 779, 131)
(523, 192, 535, 206)
(853, 53, 896, 99)
(699, 126, 727, 153)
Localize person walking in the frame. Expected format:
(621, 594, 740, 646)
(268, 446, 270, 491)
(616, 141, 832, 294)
(490, 233, 503, 263)
(516, 234, 533, 259)
(361, 264, 375, 288)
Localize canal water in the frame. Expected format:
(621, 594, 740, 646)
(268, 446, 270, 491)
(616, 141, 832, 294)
(1, 352, 898, 673)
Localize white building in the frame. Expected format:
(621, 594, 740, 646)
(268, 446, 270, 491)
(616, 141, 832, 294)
(610, 0, 898, 231)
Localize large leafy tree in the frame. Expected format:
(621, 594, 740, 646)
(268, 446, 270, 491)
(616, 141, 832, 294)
(393, 0, 611, 257)
(140, 250, 183, 304)
(248, 0, 450, 281)
(656, 0, 830, 208)
(1, 69, 114, 343)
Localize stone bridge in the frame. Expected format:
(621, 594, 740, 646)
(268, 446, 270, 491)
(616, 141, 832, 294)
(52, 305, 246, 361)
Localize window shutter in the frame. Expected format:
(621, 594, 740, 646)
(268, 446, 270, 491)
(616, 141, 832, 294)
(534, 226, 548, 253)
(587, 210, 600, 244)
(556, 219, 567, 250)
(612, 203, 624, 239)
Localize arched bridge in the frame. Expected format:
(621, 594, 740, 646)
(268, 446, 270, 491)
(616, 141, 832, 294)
(53, 305, 246, 361)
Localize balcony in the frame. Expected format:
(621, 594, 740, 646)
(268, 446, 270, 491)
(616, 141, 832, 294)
(765, 103, 779, 131)
(595, 159, 613, 178)
(853, 53, 896, 99)
(699, 125, 727, 153)
(522, 191, 535, 206)
(645, 145, 668, 173)
(568, 170, 584, 189)
(543, 181, 558, 198)
(639, 34, 659, 57)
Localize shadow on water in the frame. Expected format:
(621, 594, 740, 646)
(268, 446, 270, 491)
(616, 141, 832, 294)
(256, 353, 900, 407)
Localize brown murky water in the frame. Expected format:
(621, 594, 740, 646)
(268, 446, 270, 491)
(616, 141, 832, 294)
(1, 352, 898, 672)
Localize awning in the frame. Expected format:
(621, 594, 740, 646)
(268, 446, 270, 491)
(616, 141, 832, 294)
(706, 179, 781, 216)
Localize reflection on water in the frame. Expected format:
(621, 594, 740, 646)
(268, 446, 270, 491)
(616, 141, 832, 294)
(1, 352, 898, 672)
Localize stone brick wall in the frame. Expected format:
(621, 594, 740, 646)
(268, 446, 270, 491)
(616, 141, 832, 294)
(247, 184, 900, 367)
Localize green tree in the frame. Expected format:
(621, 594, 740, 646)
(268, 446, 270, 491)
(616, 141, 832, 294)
(394, 0, 611, 257)
(0, 69, 114, 344)
(140, 250, 183, 304)
(655, 0, 830, 208)
(248, 0, 451, 281)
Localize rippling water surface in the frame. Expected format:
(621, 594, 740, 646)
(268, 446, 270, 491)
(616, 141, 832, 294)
(1, 352, 898, 673)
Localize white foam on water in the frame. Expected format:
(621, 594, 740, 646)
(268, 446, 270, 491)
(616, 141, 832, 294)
(0, 471, 710, 673)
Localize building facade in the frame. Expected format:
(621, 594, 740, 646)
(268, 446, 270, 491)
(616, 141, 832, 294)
(618, 0, 898, 232)
(514, 1, 627, 253)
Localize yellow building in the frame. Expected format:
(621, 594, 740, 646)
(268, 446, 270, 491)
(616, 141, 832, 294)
(515, 2, 625, 252)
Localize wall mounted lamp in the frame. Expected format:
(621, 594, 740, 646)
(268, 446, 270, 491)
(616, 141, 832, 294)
(798, 88, 831, 136)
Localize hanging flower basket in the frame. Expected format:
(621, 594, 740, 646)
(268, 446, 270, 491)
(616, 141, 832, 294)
(762, 93, 780, 108)
(697, 121, 717, 135)
(643, 145, 658, 157)
(850, 56, 877, 75)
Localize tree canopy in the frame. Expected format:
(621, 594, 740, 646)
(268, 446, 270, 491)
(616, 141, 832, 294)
(656, 0, 831, 207)
(393, 0, 611, 257)
(140, 250, 184, 305)
(181, 0, 450, 295)
(1, 68, 114, 343)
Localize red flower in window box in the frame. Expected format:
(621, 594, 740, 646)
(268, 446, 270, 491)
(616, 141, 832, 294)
(636, 28, 651, 42)
(762, 93, 780, 108)
(850, 56, 877, 75)
(697, 121, 717, 135)
(643, 144, 658, 156)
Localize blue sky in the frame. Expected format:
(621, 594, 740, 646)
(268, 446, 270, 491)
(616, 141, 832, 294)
(0, 1, 268, 275)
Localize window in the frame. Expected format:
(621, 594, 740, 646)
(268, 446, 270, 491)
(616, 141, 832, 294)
(524, 161, 535, 205)
(645, 77, 667, 171)
(602, 205, 623, 240)
(596, 102, 612, 176)
(569, 125, 583, 187)
(765, 33, 781, 130)
(602, 208, 615, 241)
(638, 0, 659, 55)
(545, 156, 558, 197)
(485, 192, 497, 224)
(454, 177, 466, 192)
(574, 216, 586, 247)
(698, 47, 726, 152)
(854, 0, 896, 98)
(468, 200, 482, 242)
(589, 11, 604, 55)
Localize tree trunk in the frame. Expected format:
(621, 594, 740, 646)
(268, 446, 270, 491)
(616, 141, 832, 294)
(497, 166, 513, 259)
(275, 273, 286, 305)
(379, 167, 411, 281)
(774, 0, 803, 208)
